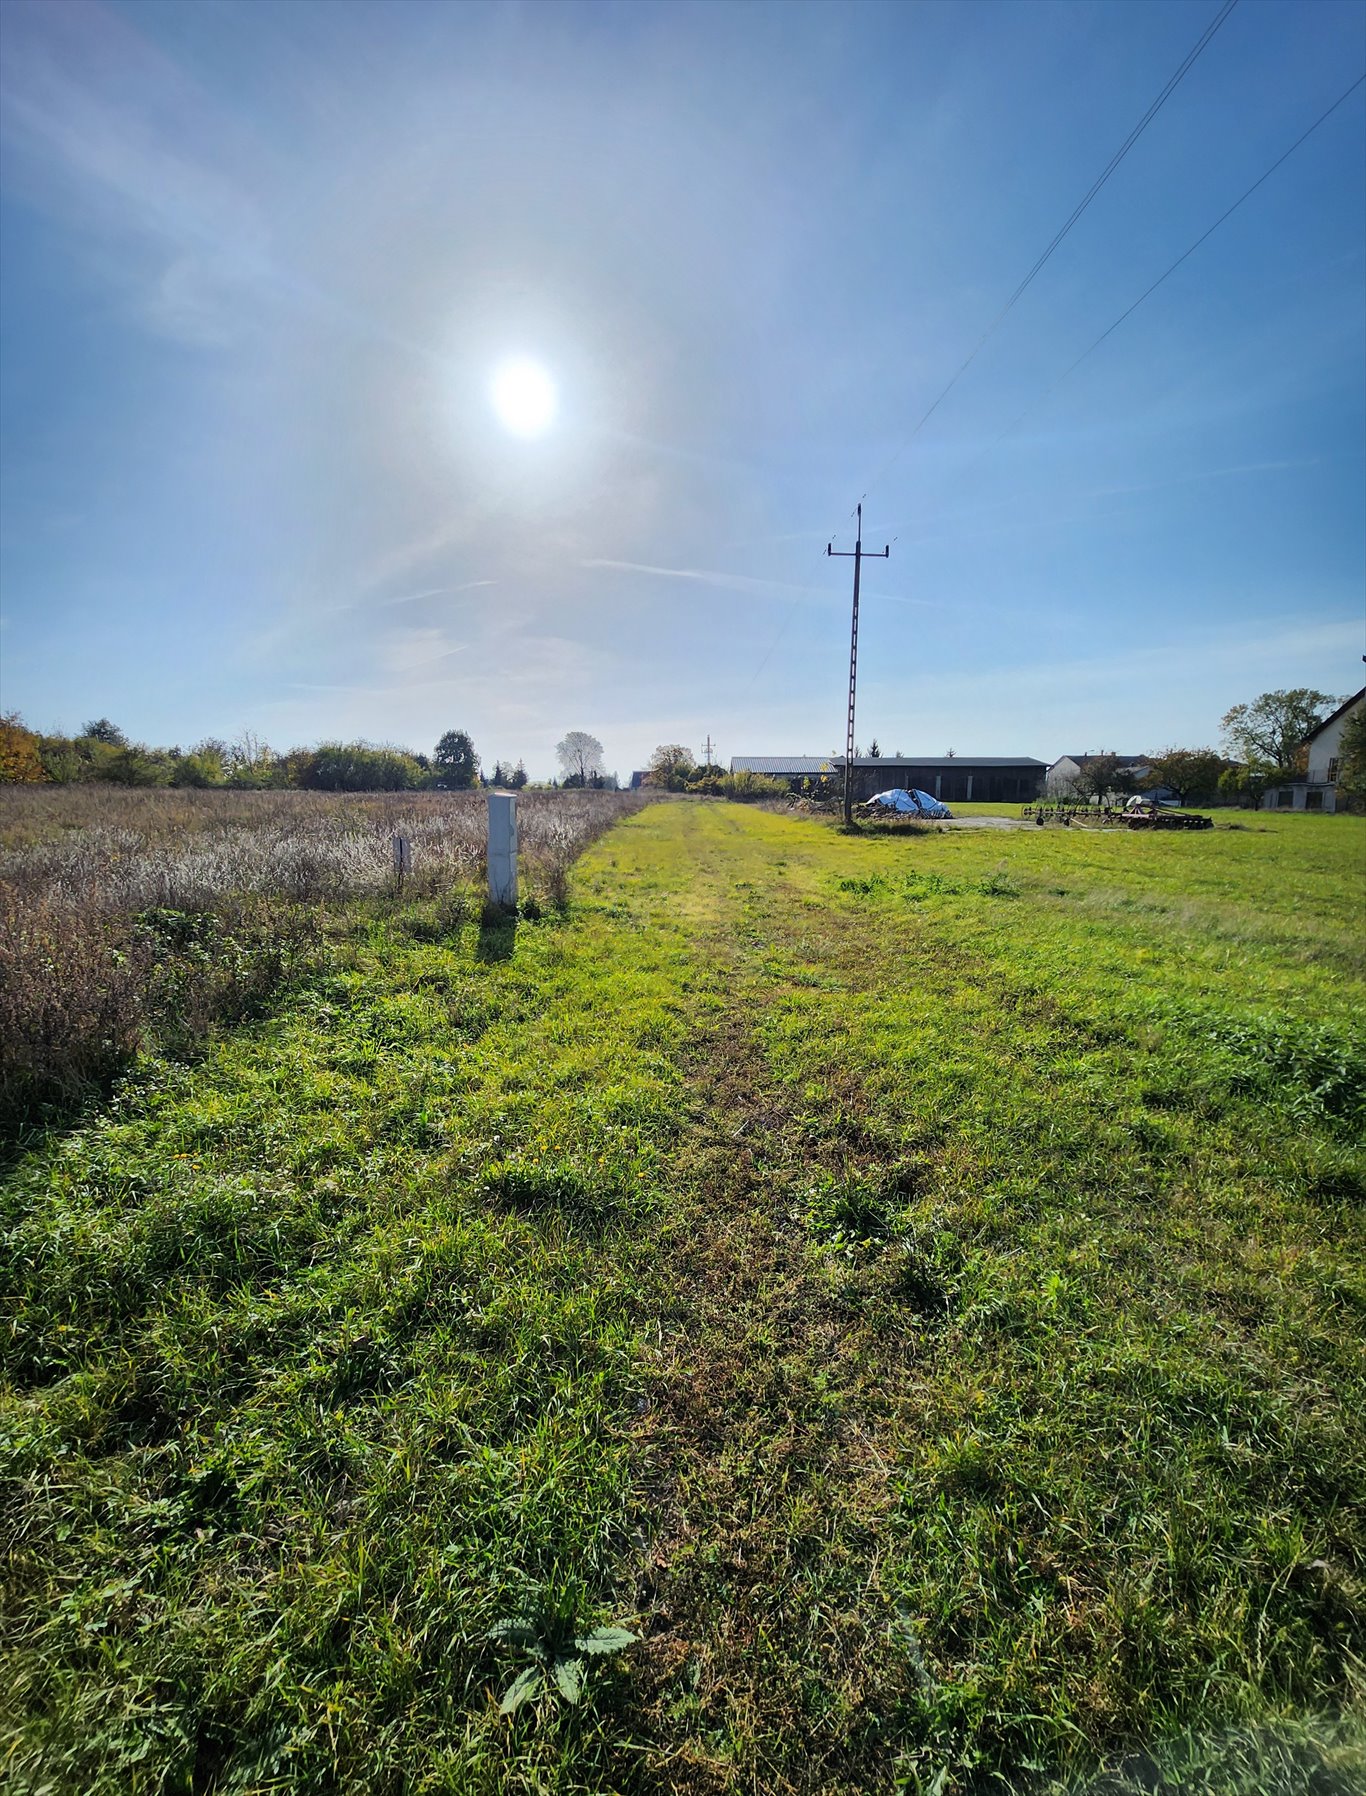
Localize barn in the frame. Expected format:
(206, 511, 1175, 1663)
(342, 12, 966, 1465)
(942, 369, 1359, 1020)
(730, 755, 1047, 804)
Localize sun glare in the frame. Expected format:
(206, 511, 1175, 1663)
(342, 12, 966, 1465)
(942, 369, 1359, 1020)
(490, 357, 557, 437)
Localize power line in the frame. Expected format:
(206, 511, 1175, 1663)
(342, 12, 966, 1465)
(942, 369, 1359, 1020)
(968, 70, 1366, 467)
(833, 0, 1241, 529)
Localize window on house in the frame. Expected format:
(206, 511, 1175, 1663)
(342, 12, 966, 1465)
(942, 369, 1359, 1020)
(1306, 790, 1323, 810)
(1327, 757, 1339, 784)
(1277, 788, 1294, 808)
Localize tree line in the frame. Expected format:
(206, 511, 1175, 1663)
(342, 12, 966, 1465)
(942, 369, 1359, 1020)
(0, 717, 544, 792)
(1056, 688, 1364, 806)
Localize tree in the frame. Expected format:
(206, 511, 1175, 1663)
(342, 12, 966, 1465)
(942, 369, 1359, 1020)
(1338, 704, 1366, 802)
(433, 729, 478, 789)
(1220, 689, 1339, 775)
(228, 730, 279, 788)
(1072, 753, 1120, 804)
(95, 743, 174, 785)
(36, 734, 84, 784)
(171, 738, 228, 787)
(1145, 747, 1225, 806)
(0, 714, 45, 783)
(81, 718, 127, 747)
(1219, 763, 1269, 809)
(299, 742, 421, 791)
(649, 743, 694, 790)
(556, 731, 605, 787)
(487, 759, 527, 789)
(1111, 765, 1142, 799)
(868, 739, 881, 758)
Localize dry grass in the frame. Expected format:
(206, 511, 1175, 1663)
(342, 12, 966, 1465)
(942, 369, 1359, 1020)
(0, 786, 651, 910)
(0, 786, 653, 1142)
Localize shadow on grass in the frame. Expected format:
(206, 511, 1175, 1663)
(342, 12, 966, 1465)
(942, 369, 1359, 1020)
(0, 1091, 108, 1179)
(476, 903, 518, 963)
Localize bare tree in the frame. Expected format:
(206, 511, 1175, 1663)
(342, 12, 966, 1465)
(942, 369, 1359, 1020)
(556, 731, 605, 787)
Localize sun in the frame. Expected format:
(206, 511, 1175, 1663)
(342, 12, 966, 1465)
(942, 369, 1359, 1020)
(490, 357, 557, 437)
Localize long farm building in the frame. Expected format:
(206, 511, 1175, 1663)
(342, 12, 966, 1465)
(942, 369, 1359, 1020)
(731, 755, 1047, 805)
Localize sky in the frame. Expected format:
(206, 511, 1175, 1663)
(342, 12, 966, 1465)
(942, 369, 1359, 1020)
(1, 0, 1363, 779)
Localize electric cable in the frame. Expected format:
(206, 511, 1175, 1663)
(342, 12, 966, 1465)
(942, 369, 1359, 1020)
(959, 71, 1366, 480)
(828, 0, 1242, 539)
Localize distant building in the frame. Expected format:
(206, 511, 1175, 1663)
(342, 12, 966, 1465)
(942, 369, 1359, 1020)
(1046, 754, 1152, 798)
(730, 755, 1046, 804)
(1261, 687, 1364, 813)
(628, 770, 650, 790)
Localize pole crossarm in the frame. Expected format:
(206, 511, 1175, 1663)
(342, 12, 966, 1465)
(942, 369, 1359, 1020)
(826, 501, 890, 824)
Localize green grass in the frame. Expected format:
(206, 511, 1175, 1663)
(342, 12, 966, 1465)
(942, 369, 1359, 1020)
(3, 804, 1364, 1793)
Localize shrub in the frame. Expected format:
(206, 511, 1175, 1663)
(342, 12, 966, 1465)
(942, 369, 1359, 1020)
(716, 770, 788, 801)
(295, 742, 424, 792)
(0, 715, 46, 784)
(0, 888, 147, 1133)
(0, 888, 321, 1144)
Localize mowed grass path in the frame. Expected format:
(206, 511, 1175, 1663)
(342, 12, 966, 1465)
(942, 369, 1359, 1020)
(3, 803, 1364, 1794)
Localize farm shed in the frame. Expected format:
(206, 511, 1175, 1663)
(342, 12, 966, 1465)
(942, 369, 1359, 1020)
(730, 755, 1047, 804)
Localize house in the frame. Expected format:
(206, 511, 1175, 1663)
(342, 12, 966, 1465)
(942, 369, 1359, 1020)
(730, 755, 1047, 804)
(1260, 687, 1364, 813)
(1045, 754, 1152, 798)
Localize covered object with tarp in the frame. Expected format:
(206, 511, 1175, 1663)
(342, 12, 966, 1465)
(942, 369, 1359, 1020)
(863, 788, 953, 819)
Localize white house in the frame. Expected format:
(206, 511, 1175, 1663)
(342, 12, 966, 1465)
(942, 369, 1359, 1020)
(1261, 687, 1364, 813)
(1046, 753, 1152, 798)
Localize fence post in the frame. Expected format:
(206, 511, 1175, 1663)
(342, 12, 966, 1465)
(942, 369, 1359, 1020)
(487, 792, 518, 909)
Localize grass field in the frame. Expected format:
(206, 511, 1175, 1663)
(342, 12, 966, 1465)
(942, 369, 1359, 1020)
(3, 800, 1364, 1794)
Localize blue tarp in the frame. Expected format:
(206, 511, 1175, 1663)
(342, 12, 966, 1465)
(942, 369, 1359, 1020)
(866, 787, 953, 819)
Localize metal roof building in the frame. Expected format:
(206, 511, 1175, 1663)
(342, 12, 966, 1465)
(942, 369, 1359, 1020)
(730, 755, 1047, 804)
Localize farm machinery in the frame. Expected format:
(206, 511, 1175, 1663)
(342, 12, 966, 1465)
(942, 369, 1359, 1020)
(1120, 805, 1213, 831)
(1023, 800, 1213, 831)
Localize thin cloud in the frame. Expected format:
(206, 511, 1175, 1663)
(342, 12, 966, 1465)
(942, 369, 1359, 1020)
(376, 580, 496, 609)
(583, 558, 835, 601)
(0, 2, 274, 344)
(284, 681, 373, 694)
(358, 517, 480, 593)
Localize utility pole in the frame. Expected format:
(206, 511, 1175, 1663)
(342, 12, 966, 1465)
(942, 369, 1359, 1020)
(827, 502, 889, 824)
(703, 733, 714, 769)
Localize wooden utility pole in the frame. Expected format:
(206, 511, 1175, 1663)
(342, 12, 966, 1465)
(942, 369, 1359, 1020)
(827, 502, 889, 824)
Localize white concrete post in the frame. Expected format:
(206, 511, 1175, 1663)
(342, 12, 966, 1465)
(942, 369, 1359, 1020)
(487, 792, 518, 909)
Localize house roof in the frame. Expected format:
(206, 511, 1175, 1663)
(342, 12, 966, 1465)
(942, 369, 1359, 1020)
(730, 756, 838, 775)
(1051, 754, 1149, 769)
(731, 754, 1047, 774)
(1302, 686, 1366, 746)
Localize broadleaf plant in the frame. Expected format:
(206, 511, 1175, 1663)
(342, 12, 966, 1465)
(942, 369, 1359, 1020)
(488, 1608, 637, 1717)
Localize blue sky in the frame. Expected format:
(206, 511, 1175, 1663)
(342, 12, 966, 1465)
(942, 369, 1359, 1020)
(1, 0, 1363, 778)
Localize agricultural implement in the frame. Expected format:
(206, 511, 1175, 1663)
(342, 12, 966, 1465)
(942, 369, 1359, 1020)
(1022, 803, 1214, 831)
(1122, 808, 1213, 831)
